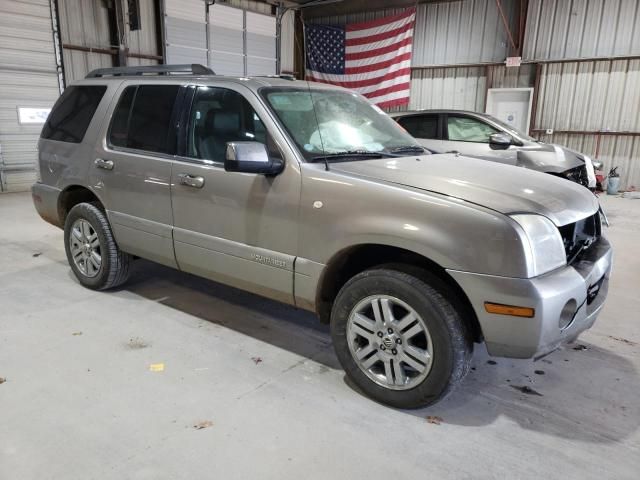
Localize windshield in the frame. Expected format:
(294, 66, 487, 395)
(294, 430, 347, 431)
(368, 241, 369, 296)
(261, 87, 423, 160)
(482, 114, 537, 142)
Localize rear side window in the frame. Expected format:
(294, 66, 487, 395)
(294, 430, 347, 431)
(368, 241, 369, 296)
(108, 85, 180, 154)
(398, 114, 438, 139)
(41, 85, 107, 143)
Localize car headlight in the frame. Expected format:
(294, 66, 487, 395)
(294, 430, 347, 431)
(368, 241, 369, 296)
(511, 214, 566, 277)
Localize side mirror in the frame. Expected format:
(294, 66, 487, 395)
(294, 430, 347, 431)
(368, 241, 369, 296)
(489, 132, 513, 150)
(224, 142, 284, 175)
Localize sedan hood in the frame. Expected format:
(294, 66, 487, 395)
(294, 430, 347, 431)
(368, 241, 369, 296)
(516, 143, 585, 173)
(330, 154, 598, 226)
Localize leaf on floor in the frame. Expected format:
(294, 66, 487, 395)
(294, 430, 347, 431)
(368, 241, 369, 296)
(32, 252, 42, 257)
(510, 385, 543, 396)
(72, 331, 83, 336)
(251, 357, 263, 365)
(149, 363, 165, 372)
(193, 420, 214, 430)
(426, 415, 443, 425)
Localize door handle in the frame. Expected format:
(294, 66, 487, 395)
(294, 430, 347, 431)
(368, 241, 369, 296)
(94, 158, 114, 170)
(178, 173, 205, 189)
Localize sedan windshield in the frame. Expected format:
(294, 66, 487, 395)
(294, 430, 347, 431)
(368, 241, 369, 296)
(262, 87, 424, 161)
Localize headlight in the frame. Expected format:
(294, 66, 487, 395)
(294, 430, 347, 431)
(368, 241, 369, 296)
(511, 214, 566, 277)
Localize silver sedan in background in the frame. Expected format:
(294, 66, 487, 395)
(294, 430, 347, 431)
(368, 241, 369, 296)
(391, 109, 597, 190)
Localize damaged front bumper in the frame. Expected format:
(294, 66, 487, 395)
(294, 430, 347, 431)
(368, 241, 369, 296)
(447, 236, 613, 359)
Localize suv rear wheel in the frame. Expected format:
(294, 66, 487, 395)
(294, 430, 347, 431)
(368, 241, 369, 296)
(64, 203, 131, 290)
(330, 268, 472, 409)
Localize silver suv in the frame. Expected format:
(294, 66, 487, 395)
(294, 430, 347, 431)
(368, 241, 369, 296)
(32, 65, 612, 408)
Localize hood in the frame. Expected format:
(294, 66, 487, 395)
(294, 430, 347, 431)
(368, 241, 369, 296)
(516, 143, 585, 173)
(330, 154, 599, 226)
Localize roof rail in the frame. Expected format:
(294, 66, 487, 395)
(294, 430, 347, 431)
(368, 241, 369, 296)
(257, 74, 296, 81)
(85, 64, 215, 79)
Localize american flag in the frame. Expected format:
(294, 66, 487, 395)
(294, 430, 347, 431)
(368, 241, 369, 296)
(304, 8, 415, 109)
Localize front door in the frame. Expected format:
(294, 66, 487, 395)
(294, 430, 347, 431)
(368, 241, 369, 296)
(91, 82, 182, 268)
(442, 114, 519, 165)
(170, 84, 301, 304)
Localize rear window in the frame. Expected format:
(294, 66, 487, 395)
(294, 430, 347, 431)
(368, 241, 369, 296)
(108, 85, 180, 154)
(41, 85, 107, 143)
(398, 115, 438, 139)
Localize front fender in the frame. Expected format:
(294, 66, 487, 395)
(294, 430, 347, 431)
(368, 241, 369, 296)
(298, 165, 530, 278)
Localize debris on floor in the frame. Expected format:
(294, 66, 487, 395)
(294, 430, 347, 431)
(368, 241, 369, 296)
(193, 420, 214, 430)
(251, 357, 263, 365)
(72, 331, 82, 336)
(149, 363, 165, 372)
(127, 337, 149, 349)
(573, 344, 588, 351)
(608, 336, 637, 346)
(487, 360, 497, 365)
(510, 385, 543, 396)
(0, 377, 6, 384)
(534, 370, 545, 375)
(32, 252, 42, 257)
(426, 416, 443, 425)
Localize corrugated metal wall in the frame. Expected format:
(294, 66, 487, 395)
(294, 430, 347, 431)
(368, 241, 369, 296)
(309, 0, 518, 67)
(59, 0, 160, 82)
(533, 59, 640, 188)
(58, 0, 112, 80)
(311, 0, 640, 188)
(0, 0, 61, 192)
(524, 0, 640, 61)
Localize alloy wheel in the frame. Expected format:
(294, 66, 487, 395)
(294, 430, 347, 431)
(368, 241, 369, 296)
(347, 295, 434, 390)
(69, 219, 102, 278)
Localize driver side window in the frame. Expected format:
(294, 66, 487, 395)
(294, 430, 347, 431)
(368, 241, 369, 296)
(446, 115, 498, 143)
(187, 87, 270, 162)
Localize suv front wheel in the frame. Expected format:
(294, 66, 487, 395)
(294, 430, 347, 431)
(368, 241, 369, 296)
(64, 203, 131, 290)
(330, 268, 472, 409)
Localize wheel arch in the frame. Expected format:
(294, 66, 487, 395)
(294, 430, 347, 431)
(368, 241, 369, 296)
(57, 185, 106, 226)
(315, 243, 483, 343)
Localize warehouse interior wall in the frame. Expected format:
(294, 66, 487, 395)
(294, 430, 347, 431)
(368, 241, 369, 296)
(307, 0, 640, 189)
(0, 0, 60, 192)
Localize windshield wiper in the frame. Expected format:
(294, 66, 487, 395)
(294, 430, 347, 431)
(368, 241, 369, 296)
(310, 150, 396, 163)
(387, 145, 427, 155)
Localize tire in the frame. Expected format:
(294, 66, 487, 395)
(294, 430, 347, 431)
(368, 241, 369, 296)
(64, 202, 131, 290)
(330, 268, 472, 409)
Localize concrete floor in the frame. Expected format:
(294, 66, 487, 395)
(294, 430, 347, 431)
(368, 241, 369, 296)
(1, 192, 639, 480)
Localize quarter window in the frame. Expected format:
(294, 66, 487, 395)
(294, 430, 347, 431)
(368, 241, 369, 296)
(398, 115, 438, 139)
(187, 87, 271, 162)
(41, 86, 107, 143)
(108, 85, 180, 154)
(446, 115, 498, 143)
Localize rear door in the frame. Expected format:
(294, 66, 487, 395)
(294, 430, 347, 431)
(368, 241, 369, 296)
(169, 84, 301, 304)
(396, 113, 446, 152)
(91, 82, 183, 267)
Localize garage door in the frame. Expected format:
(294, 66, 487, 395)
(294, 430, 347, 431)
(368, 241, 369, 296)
(0, 0, 62, 192)
(164, 1, 276, 77)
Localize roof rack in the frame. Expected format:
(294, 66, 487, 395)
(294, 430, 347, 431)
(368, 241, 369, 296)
(257, 74, 296, 81)
(85, 64, 215, 79)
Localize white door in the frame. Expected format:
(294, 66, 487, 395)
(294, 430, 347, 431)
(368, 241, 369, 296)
(486, 88, 533, 134)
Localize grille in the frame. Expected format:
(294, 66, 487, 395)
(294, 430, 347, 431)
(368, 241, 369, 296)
(558, 212, 601, 265)
(560, 164, 590, 188)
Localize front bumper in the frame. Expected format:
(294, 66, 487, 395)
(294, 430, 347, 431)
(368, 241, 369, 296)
(447, 236, 612, 359)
